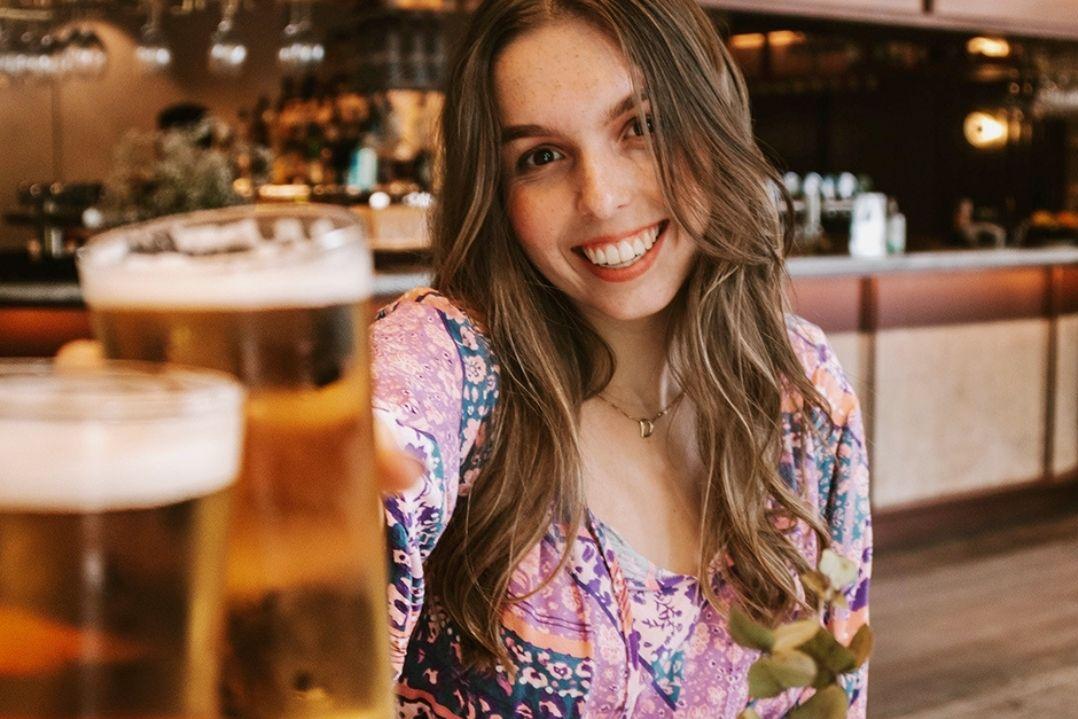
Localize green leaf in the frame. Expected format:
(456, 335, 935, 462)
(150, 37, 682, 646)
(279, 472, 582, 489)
(738, 709, 762, 719)
(748, 660, 786, 699)
(773, 617, 822, 653)
(771, 650, 818, 687)
(849, 625, 874, 667)
(748, 651, 817, 697)
(812, 666, 836, 690)
(788, 684, 849, 719)
(801, 570, 831, 600)
(800, 629, 857, 675)
(729, 606, 774, 651)
(819, 549, 858, 591)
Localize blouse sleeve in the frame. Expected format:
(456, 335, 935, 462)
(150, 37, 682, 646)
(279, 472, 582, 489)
(822, 388, 872, 718)
(806, 325, 873, 718)
(369, 289, 500, 677)
(778, 317, 872, 718)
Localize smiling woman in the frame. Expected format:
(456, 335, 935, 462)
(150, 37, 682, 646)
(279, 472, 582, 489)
(494, 20, 698, 317)
(370, 1, 871, 717)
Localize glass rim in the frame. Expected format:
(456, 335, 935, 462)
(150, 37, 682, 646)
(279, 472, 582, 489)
(75, 204, 373, 308)
(76, 203, 367, 272)
(0, 359, 245, 423)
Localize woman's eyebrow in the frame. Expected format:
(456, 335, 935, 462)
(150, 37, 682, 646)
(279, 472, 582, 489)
(500, 92, 649, 145)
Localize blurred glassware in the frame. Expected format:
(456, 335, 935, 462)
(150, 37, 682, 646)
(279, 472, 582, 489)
(820, 174, 837, 201)
(782, 171, 801, 197)
(208, 0, 246, 77)
(850, 193, 888, 258)
(278, 0, 323, 74)
(1031, 46, 1078, 118)
(0, 21, 14, 80)
(65, 24, 108, 79)
(16, 26, 47, 79)
(837, 172, 858, 200)
(40, 26, 67, 78)
(135, 0, 171, 73)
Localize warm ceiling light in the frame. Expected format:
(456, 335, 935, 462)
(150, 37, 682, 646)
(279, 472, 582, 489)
(964, 110, 1008, 149)
(730, 33, 765, 50)
(967, 37, 1011, 58)
(768, 30, 806, 47)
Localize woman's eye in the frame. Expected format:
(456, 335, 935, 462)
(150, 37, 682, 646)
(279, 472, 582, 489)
(629, 115, 655, 138)
(518, 147, 563, 171)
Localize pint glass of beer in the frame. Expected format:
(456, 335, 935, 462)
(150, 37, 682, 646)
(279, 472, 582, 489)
(78, 206, 392, 719)
(0, 360, 244, 718)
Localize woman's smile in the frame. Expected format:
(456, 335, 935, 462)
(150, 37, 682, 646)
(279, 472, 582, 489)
(573, 219, 669, 282)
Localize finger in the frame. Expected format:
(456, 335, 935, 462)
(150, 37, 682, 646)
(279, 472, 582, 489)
(54, 340, 105, 369)
(373, 416, 424, 493)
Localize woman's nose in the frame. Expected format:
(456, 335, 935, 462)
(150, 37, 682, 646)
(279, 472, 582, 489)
(575, 152, 632, 220)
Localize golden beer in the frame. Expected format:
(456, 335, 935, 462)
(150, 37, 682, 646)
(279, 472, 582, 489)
(0, 361, 244, 718)
(78, 206, 393, 719)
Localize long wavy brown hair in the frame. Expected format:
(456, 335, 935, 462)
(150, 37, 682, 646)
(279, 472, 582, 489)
(427, 0, 831, 671)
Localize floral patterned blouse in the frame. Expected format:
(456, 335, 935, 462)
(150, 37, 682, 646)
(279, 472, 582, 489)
(371, 288, 871, 718)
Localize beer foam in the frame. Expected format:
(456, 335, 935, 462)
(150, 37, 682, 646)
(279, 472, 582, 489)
(79, 209, 373, 310)
(0, 367, 245, 512)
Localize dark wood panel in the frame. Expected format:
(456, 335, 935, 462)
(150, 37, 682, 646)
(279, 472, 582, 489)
(0, 307, 93, 357)
(1055, 264, 1078, 316)
(786, 275, 864, 333)
(874, 470, 1078, 551)
(875, 267, 1050, 329)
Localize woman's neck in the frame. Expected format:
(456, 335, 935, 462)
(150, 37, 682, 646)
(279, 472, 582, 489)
(580, 305, 680, 414)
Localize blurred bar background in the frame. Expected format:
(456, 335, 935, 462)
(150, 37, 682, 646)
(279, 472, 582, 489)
(0, 1, 1075, 716)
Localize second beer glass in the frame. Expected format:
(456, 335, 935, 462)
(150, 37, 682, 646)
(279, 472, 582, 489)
(78, 206, 393, 719)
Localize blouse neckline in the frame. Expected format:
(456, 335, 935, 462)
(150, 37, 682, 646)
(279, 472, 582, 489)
(585, 508, 698, 591)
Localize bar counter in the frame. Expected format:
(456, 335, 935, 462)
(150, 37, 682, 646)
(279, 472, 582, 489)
(3, 246, 1076, 546)
(787, 246, 1078, 546)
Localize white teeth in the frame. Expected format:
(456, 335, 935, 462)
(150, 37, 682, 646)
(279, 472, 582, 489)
(580, 222, 663, 268)
(645, 226, 658, 248)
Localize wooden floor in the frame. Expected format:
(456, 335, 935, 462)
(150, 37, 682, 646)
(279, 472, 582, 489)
(869, 510, 1078, 718)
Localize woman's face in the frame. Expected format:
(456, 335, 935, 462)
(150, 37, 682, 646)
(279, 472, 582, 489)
(494, 18, 698, 324)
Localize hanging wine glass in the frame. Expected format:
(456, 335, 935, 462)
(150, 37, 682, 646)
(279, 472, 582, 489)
(17, 25, 48, 80)
(208, 0, 246, 76)
(46, 25, 73, 79)
(135, 0, 171, 73)
(278, 0, 323, 74)
(0, 21, 14, 81)
(65, 24, 107, 79)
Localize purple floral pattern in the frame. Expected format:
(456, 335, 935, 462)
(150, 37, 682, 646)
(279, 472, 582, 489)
(371, 288, 871, 718)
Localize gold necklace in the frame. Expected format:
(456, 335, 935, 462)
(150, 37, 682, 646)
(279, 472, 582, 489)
(596, 392, 684, 439)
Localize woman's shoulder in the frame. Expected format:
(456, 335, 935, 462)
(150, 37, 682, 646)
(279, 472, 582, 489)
(375, 287, 489, 335)
(783, 313, 859, 428)
(373, 287, 500, 386)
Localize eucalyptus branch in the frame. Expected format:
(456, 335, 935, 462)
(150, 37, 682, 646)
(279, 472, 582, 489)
(730, 549, 873, 719)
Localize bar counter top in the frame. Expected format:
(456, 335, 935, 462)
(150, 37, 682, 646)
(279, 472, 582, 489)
(786, 245, 1078, 277)
(0, 268, 434, 307)
(1, 246, 1075, 308)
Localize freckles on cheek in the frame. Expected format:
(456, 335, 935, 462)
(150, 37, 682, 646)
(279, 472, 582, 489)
(506, 188, 556, 254)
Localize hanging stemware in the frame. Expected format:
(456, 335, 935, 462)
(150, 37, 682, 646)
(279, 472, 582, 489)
(64, 22, 107, 79)
(208, 0, 246, 76)
(135, 0, 171, 73)
(278, 0, 323, 75)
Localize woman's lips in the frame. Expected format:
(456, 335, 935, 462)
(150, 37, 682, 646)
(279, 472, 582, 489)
(576, 221, 668, 283)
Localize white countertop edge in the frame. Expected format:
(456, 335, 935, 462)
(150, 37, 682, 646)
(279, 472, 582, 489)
(0, 273, 438, 305)
(2, 248, 1075, 304)
(786, 246, 1078, 277)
